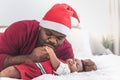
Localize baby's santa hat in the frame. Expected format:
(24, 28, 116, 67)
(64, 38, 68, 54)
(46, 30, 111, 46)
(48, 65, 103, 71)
(40, 3, 80, 36)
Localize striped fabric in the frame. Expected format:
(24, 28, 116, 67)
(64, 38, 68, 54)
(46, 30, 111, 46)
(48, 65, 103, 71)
(35, 63, 46, 74)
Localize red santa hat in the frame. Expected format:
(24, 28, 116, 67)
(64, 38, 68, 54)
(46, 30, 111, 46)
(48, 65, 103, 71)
(40, 3, 80, 36)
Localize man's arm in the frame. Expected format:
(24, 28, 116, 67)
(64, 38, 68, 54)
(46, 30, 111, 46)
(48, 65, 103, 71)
(3, 55, 31, 69)
(3, 47, 49, 70)
(0, 20, 42, 71)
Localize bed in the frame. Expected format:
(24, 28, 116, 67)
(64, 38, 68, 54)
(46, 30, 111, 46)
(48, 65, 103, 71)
(0, 27, 120, 80)
(1, 55, 120, 80)
(33, 54, 120, 80)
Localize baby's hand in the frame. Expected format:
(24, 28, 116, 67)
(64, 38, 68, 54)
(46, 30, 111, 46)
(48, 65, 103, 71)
(45, 46, 55, 55)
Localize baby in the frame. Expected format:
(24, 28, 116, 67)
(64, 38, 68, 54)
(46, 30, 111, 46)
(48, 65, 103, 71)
(0, 46, 97, 80)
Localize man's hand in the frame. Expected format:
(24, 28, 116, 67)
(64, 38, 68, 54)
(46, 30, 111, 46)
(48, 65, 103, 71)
(28, 47, 49, 62)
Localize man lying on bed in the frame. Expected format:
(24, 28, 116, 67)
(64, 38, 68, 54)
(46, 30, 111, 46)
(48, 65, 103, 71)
(0, 3, 80, 72)
(0, 46, 97, 80)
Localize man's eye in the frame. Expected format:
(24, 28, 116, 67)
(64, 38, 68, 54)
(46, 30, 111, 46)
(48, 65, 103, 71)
(57, 37, 64, 40)
(46, 31, 52, 36)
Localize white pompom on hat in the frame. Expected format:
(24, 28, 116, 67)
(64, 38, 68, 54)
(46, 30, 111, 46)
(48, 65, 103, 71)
(40, 3, 80, 36)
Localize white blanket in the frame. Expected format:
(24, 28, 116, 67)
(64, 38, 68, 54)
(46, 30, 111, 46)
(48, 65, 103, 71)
(1, 54, 120, 80)
(33, 54, 120, 80)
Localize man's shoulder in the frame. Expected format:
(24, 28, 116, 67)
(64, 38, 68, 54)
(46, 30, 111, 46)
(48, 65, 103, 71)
(10, 20, 39, 25)
(8, 20, 40, 29)
(62, 39, 71, 47)
(16, 20, 39, 24)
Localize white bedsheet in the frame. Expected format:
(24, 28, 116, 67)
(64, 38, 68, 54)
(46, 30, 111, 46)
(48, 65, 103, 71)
(0, 54, 120, 80)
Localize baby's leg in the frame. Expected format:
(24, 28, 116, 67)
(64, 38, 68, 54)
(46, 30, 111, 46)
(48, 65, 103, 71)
(0, 66, 20, 78)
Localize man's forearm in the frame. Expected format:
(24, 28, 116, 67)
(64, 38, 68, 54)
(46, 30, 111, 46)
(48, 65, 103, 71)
(2, 47, 50, 70)
(3, 55, 31, 69)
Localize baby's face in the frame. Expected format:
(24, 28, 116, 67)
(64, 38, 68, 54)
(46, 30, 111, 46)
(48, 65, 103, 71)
(66, 58, 83, 72)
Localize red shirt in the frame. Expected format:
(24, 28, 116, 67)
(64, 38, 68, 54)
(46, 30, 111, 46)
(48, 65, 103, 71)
(14, 60, 66, 80)
(0, 20, 74, 71)
(14, 60, 53, 80)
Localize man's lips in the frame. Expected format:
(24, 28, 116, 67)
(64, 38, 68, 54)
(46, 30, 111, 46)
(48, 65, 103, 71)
(43, 44, 55, 50)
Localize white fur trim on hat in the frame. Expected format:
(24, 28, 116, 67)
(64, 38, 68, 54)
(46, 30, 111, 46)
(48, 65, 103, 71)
(40, 20, 70, 36)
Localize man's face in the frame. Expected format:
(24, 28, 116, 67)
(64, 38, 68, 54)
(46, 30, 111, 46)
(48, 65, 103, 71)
(39, 27, 66, 49)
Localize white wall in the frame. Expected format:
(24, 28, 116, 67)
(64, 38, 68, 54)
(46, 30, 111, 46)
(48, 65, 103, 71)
(0, 0, 110, 40)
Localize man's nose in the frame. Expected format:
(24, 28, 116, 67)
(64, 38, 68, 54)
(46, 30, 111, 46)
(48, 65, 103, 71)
(47, 37, 57, 45)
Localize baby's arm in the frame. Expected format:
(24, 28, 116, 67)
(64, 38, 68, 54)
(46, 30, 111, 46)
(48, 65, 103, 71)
(0, 66, 20, 78)
(45, 46, 70, 75)
(45, 46, 60, 71)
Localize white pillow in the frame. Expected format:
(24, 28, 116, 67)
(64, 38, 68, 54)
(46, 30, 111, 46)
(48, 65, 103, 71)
(66, 27, 92, 57)
(89, 33, 113, 55)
